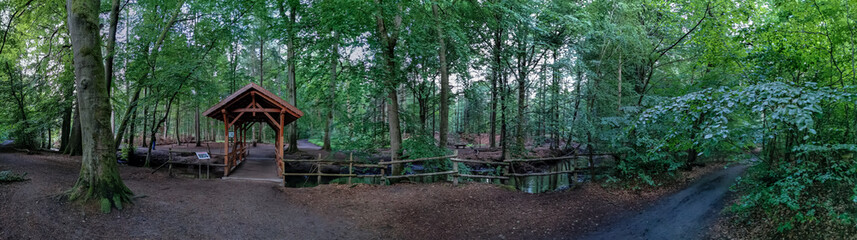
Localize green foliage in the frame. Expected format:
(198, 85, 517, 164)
(0, 170, 28, 183)
(401, 135, 450, 182)
(732, 145, 857, 238)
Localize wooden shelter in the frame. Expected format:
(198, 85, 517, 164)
(203, 83, 303, 177)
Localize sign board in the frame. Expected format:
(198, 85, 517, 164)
(196, 152, 211, 160)
(228, 132, 234, 138)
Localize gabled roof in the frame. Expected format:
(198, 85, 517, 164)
(203, 83, 303, 125)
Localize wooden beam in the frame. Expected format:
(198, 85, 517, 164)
(233, 108, 281, 113)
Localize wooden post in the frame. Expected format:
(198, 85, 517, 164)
(380, 166, 386, 185)
(222, 110, 230, 176)
(348, 153, 353, 185)
(168, 148, 173, 176)
(278, 111, 285, 177)
(572, 156, 578, 186)
(317, 153, 322, 185)
(452, 150, 459, 186)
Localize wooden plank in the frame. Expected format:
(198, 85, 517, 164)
(233, 108, 281, 113)
(451, 158, 510, 165)
(384, 170, 456, 179)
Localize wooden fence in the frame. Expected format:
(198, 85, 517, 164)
(282, 153, 384, 186)
(282, 151, 606, 190)
(151, 148, 225, 179)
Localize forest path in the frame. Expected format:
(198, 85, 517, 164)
(580, 164, 747, 240)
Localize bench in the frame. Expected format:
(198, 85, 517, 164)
(454, 144, 466, 149)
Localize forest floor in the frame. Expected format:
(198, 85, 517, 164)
(0, 147, 737, 239)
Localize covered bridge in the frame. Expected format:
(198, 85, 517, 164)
(202, 83, 303, 176)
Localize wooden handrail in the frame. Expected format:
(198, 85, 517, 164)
(379, 154, 457, 165)
(451, 158, 509, 165)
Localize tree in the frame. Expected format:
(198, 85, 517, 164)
(432, 2, 450, 148)
(374, 0, 404, 174)
(65, 0, 132, 213)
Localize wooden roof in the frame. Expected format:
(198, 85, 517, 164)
(203, 83, 303, 126)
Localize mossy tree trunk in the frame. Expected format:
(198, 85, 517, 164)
(65, 0, 132, 213)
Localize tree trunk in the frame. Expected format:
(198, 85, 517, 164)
(490, 23, 501, 149)
(322, 35, 339, 151)
(257, 36, 264, 146)
(65, 103, 82, 156)
(375, 0, 404, 175)
(432, 3, 450, 149)
(105, 0, 119, 97)
(60, 103, 72, 152)
(65, 0, 132, 213)
(175, 99, 180, 145)
(500, 70, 508, 159)
(195, 104, 201, 147)
(285, 1, 299, 153)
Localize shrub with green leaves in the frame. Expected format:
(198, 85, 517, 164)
(0, 170, 28, 183)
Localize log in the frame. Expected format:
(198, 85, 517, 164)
(505, 169, 579, 177)
(457, 174, 510, 180)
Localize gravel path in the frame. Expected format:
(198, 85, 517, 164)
(581, 164, 748, 240)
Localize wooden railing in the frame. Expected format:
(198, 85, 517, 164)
(281, 151, 609, 190)
(282, 153, 384, 186)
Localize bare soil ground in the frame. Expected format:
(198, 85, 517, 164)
(0, 152, 371, 239)
(0, 150, 728, 239)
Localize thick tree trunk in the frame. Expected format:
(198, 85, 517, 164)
(65, 0, 132, 213)
(432, 3, 450, 149)
(322, 36, 339, 151)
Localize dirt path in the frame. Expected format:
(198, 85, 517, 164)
(581, 164, 748, 240)
(0, 152, 373, 239)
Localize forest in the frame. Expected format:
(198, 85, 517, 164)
(2, 0, 857, 238)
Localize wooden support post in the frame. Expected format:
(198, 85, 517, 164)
(168, 148, 173, 177)
(317, 153, 322, 185)
(453, 150, 459, 186)
(222, 110, 230, 176)
(278, 111, 285, 177)
(572, 156, 578, 185)
(380, 167, 386, 185)
(348, 153, 353, 185)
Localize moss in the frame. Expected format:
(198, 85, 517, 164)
(100, 198, 111, 213)
(112, 195, 123, 210)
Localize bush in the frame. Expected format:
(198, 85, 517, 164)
(0, 170, 28, 183)
(730, 145, 857, 239)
